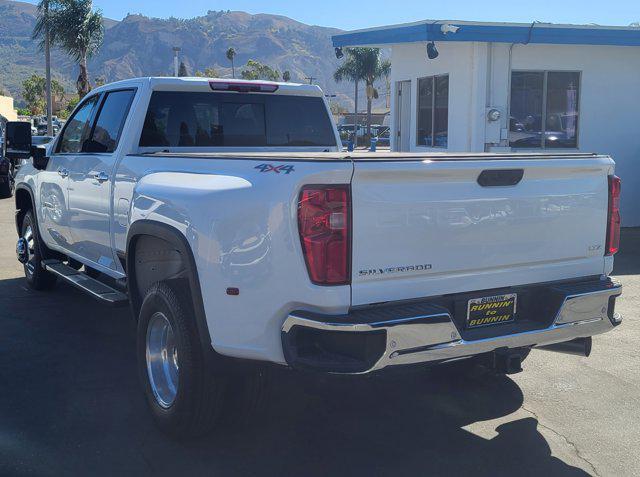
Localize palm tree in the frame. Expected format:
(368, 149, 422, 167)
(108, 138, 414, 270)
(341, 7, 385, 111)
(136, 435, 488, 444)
(334, 48, 391, 139)
(226, 47, 236, 78)
(334, 56, 362, 145)
(33, 0, 104, 98)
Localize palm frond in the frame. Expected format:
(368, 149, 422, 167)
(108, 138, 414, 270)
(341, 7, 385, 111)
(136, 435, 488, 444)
(334, 47, 390, 86)
(36, 0, 104, 62)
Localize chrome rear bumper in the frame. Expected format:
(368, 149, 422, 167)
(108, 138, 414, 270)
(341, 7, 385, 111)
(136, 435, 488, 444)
(281, 278, 622, 374)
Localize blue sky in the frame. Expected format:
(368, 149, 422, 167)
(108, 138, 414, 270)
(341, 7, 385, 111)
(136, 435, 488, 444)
(22, 0, 640, 30)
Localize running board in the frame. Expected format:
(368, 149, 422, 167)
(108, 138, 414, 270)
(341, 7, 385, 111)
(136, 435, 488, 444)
(42, 260, 129, 307)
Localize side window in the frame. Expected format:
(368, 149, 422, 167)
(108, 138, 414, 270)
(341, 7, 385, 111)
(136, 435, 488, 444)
(416, 74, 449, 148)
(509, 71, 580, 148)
(85, 90, 135, 153)
(57, 96, 99, 153)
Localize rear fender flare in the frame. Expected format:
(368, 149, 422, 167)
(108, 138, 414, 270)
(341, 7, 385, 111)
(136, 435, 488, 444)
(126, 220, 215, 363)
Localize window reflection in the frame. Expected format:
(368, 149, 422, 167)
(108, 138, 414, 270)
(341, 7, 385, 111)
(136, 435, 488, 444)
(510, 71, 579, 149)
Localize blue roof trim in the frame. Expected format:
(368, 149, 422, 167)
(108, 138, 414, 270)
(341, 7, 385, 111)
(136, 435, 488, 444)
(332, 23, 640, 47)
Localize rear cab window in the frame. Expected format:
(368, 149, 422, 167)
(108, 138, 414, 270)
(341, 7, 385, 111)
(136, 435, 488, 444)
(139, 91, 337, 148)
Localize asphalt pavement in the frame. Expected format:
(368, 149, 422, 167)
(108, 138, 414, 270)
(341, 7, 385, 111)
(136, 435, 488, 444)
(0, 196, 638, 476)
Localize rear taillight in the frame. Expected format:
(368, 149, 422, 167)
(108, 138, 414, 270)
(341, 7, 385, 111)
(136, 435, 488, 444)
(606, 175, 621, 255)
(298, 185, 351, 285)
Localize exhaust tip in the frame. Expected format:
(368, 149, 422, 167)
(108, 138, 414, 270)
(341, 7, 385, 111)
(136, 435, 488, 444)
(537, 337, 592, 357)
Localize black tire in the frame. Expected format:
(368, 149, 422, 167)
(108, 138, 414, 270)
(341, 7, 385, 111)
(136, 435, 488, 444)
(137, 280, 228, 438)
(21, 211, 57, 290)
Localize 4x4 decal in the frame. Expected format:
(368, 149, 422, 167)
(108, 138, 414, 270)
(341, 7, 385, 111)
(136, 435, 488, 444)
(255, 164, 295, 174)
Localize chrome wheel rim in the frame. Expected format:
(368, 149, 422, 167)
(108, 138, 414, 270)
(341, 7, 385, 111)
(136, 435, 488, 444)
(146, 312, 179, 408)
(23, 225, 36, 277)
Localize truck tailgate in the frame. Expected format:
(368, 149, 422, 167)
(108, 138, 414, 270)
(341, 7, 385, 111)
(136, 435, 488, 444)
(351, 156, 613, 306)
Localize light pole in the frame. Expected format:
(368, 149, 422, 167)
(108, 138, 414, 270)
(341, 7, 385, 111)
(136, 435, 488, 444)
(172, 47, 181, 77)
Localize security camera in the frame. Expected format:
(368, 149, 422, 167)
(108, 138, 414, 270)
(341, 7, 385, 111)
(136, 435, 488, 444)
(426, 41, 439, 60)
(441, 24, 460, 35)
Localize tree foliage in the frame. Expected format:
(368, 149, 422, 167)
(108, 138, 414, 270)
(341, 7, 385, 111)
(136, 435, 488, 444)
(241, 60, 280, 81)
(21, 73, 65, 114)
(61, 96, 80, 118)
(178, 61, 189, 77)
(33, 0, 104, 97)
(195, 67, 218, 78)
(282, 70, 291, 82)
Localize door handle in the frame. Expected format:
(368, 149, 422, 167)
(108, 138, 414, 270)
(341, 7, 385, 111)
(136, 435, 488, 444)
(94, 172, 109, 183)
(57, 168, 69, 178)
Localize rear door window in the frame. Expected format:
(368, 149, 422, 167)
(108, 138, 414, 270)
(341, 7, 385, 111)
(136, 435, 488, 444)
(85, 89, 136, 153)
(139, 91, 336, 148)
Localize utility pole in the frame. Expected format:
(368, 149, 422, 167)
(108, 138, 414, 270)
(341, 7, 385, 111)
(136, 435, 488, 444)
(304, 76, 316, 85)
(44, 0, 53, 136)
(172, 47, 181, 77)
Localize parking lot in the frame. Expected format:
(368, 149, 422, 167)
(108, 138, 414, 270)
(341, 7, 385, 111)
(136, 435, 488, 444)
(0, 196, 638, 477)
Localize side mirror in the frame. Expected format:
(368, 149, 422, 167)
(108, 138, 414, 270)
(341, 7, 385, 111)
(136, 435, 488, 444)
(3, 121, 32, 160)
(31, 146, 49, 170)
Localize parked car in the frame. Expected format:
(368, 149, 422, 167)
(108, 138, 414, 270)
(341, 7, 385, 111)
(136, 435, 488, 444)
(36, 124, 60, 136)
(8, 77, 623, 438)
(1, 123, 36, 198)
(372, 125, 390, 147)
(32, 135, 54, 146)
(337, 124, 365, 141)
(0, 156, 12, 198)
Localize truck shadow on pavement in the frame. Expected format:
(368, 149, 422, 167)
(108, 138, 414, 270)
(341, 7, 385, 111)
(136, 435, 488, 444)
(0, 278, 589, 477)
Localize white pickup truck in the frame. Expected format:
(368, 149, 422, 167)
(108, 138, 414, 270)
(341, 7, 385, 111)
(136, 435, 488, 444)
(6, 77, 622, 437)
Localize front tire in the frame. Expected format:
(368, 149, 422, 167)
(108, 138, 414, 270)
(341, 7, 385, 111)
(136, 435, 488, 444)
(21, 211, 57, 290)
(137, 281, 227, 438)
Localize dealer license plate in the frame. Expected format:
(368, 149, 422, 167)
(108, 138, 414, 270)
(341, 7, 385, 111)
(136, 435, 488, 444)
(466, 293, 517, 329)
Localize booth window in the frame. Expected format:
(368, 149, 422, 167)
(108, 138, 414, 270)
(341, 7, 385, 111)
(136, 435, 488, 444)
(510, 71, 580, 149)
(417, 74, 448, 147)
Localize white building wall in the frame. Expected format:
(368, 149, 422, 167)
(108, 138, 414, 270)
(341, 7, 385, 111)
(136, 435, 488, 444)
(0, 95, 18, 122)
(390, 41, 640, 225)
(390, 42, 488, 152)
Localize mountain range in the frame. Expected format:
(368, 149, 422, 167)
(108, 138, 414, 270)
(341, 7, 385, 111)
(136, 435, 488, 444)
(0, 0, 381, 109)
